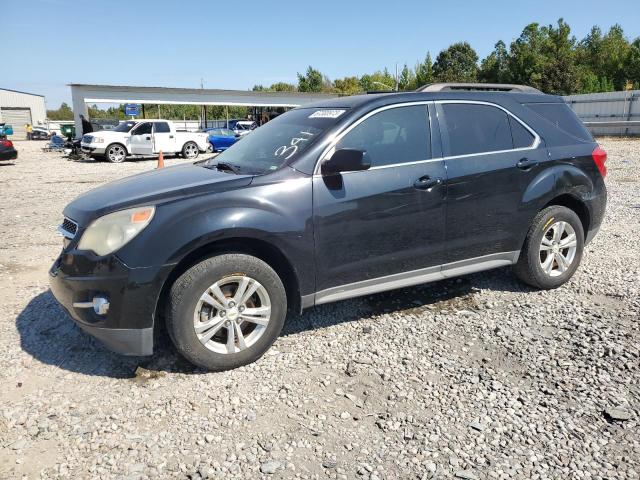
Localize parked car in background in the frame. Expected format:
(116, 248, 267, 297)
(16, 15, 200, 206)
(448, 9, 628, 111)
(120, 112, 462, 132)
(31, 128, 51, 140)
(0, 139, 18, 161)
(50, 83, 607, 371)
(206, 128, 238, 151)
(81, 119, 210, 163)
(234, 121, 257, 137)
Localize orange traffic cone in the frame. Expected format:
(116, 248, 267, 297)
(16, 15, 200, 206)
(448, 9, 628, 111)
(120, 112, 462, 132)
(157, 150, 164, 169)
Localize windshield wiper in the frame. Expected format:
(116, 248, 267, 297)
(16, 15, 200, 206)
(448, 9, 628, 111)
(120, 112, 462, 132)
(209, 162, 241, 174)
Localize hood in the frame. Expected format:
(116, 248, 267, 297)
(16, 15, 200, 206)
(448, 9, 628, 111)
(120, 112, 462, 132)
(64, 163, 253, 225)
(84, 130, 124, 141)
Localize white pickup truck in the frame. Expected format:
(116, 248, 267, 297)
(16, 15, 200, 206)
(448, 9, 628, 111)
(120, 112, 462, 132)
(81, 119, 211, 163)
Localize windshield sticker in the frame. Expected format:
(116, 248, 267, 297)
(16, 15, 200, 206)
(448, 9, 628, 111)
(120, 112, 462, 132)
(309, 109, 345, 119)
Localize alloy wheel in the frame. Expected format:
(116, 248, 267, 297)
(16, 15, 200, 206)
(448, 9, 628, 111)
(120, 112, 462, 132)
(539, 221, 578, 277)
(108, 145, 126, 162)
(184, 143, 199, 158)
(193, 275, 271, 354)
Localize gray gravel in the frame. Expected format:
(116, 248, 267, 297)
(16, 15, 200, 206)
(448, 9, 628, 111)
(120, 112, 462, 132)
(0, 139, 638, 479)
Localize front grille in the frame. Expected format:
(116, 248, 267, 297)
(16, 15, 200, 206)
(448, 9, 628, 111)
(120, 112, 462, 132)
(82, 135, 93, 143)
(60, 217, 78, 237)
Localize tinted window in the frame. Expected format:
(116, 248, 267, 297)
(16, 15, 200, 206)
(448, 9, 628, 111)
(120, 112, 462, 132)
(509, 116, 535, 148)
(133, 122, 152, 135)
(524, 103, 593, 142)
(336, 105, 430, 167)
(154, 122, 170, 133)
(440, 104, 512, 156)
(115, 121, 136, 132)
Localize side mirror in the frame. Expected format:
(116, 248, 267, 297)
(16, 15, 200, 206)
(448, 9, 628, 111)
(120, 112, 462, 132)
(321, 148, 370, 175)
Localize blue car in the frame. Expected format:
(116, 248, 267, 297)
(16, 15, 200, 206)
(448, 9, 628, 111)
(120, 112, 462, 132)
(205, 128, 237, 151)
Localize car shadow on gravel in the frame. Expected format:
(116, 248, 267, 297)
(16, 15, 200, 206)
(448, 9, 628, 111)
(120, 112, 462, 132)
(283, 267, 535, 336)
(17, 269, 533, 378)
(16, 290, 185, 379)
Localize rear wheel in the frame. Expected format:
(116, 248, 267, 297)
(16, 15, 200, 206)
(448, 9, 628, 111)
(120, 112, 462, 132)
(514, 206, 584, 289)
(105, 143, 127, 163)
(182, 141, 199, 159)
(166, 254, 287, 371)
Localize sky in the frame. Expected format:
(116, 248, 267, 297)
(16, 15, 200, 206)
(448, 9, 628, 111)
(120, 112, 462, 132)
(3, 0, 640, 109)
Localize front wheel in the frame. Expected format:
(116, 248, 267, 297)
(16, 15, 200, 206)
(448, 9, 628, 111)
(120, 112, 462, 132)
(514, 205, 584, 289)
(105, 143, 127, 163)
(182, 141, 199, 159)
(166, 254, 287, 371)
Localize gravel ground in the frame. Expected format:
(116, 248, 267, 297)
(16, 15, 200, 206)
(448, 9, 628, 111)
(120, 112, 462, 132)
(0, 139, 638, 480)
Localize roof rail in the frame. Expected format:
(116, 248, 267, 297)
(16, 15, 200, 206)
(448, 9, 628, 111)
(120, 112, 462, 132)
(417, 83, 541, 93)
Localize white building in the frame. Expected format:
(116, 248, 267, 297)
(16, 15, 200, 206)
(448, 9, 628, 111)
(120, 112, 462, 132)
(0, 88, 47, 139)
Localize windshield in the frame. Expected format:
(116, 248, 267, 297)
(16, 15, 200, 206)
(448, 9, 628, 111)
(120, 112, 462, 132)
(115, 121, 137, 133)
(203, 108, 346, 174)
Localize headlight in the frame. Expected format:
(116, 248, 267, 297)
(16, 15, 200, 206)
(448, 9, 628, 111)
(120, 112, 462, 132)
(78, 206, 155, 256)
(93, 138, 104, 143)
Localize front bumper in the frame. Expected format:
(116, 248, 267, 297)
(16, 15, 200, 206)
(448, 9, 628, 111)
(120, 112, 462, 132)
(81, 143, 106, 155)
(49, 249, 172, 356)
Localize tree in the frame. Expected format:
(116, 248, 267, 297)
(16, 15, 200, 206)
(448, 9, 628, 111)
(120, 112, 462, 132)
(297, 66, 324, 92)
(398, 63, 416, 90)
(539, 19, 580, 95)
(415, 53, 434, 88)
(479, 41, 510, 83)
(46, 102, 74, 120)
(600, 25, 632, 90)
(333, 76, 362, 95)
(270, 82, 296, 92)
(625, 38, 640, 89)
(359, 69, 396, 91)
(433, 42, 479, 82)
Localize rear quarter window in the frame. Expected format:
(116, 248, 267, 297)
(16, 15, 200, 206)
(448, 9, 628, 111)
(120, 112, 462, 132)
(524, 103, 593, 143)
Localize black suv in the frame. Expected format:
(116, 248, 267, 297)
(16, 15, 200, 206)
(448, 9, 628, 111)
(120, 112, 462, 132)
(50, 84, 607, 371)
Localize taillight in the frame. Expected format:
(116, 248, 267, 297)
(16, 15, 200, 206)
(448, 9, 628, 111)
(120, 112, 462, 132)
(0, 140, 13, 148)
(592, 145, 607, 178)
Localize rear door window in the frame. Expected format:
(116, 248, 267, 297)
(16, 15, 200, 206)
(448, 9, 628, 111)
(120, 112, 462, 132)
(524, 103, 593, 142)
(438, 103, 513, 156)
(154, 122, 170, 133)
(336, 105, 431, 167)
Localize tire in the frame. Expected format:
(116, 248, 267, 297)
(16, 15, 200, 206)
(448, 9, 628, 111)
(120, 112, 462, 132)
(182, 141, 200, 159)
(514, 205, 584, 289)
(105, 143, 127, 163)
(166, 254, 287, 371)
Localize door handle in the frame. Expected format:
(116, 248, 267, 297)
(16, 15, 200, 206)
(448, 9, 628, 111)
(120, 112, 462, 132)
(145, 136, 151, 140)
(413, 176, 443, 190)
(516, 157, 536, 170)
(169, 135, 174, 139)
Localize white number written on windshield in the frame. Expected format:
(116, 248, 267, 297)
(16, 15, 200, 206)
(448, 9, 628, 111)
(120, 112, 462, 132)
(274, 131, 315, 160)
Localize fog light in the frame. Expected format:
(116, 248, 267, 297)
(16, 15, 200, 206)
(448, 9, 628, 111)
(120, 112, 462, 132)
(92, 297, 110, 315)
(73, 296, 110, 316)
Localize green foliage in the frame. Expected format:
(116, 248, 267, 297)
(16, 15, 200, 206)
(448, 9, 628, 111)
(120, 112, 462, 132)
(415, 53, 434, 89)
(433, 42, 479, 82)
(359, 69, 396, 92)
(479, 41, 510, 83)
(297, 66, 324, 92)
(333, 76, 362, 95)
(46, 102, 74, 120)
(398, 63, 416, 91)
(252, 82, 297, 92)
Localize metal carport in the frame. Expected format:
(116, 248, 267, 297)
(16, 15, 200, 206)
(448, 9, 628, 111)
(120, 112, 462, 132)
(69, 84, 338, 139)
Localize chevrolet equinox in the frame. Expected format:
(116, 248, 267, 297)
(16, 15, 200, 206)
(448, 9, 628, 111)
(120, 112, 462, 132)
(50, 84, 607, 371)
